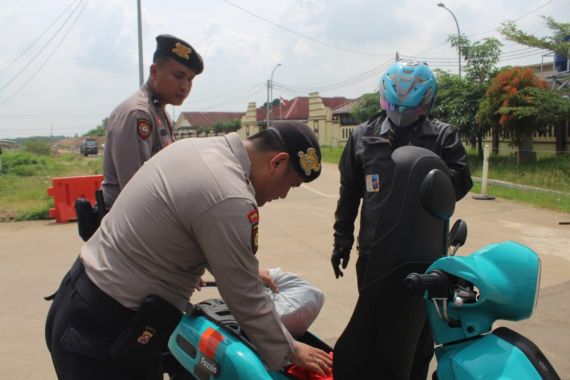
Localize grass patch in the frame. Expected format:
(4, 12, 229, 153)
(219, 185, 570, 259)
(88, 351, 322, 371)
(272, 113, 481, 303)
(321, 146, 344, 165)
(1, 145, 568, 220)
(320, 146, 570, 214)
(0, 151, 102, 221)
(470, 182, 570, 214)
(467, 152, 570, 193)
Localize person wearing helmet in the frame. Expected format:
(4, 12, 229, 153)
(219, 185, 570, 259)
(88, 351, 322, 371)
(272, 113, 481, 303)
(330, 60, 472, 380)
(331, 60, 472, 284)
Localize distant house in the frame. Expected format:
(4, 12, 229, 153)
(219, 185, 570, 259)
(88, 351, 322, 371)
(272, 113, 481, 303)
(239, 92, 357, 147)
(0, 139, 17, 151)
(174, 112, 245, 139)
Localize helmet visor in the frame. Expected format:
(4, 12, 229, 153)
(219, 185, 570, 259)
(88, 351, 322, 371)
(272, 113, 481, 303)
(380, 97, 427, 115)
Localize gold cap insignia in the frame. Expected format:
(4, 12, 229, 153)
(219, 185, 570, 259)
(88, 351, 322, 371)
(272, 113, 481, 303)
(172, 42, 192, 60)
(298, 148, 321, 177)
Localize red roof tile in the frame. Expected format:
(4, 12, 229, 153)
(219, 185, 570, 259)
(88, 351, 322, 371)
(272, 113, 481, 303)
(255, 96, 353, 122)
(179, 112, 244, 128)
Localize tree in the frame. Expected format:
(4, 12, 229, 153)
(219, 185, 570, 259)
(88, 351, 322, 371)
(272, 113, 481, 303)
(500, 16, 570, 152)
(84, 117, 108, 137)
(449, 36, 502, 84)
(432, 71, 487, 154)
(351, 93, 380, 123)
(437, 36, 503, 157)
(223, 119, 242, 133)
(477, 67, 548, 163)
(197, 126, 211, 137)
(22, 139, 52, 156)
(210, 119, 241, 136)
(500, 17, 570, 58)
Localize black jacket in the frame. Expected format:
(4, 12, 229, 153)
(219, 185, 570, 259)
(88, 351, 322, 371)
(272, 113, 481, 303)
(333, 111, 473, 256)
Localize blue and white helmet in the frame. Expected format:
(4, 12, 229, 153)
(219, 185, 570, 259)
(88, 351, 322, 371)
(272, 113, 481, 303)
(379, 60, 437, 116)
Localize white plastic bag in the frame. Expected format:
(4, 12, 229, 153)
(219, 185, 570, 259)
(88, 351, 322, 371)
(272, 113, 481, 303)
(264, 267, 325, 337)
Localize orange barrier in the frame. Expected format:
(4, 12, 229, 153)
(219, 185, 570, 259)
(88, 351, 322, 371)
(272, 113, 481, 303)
(47, 175, 103, 223)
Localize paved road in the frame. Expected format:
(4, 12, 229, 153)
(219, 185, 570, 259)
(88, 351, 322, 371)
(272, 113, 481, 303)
(1, 162, 569, 379)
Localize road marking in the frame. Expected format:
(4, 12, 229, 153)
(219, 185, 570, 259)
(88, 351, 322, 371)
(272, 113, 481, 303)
(301, 184, 337, 198)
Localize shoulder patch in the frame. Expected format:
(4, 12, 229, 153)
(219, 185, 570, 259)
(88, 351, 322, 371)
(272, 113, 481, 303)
(137, 119, 152, 140)
(251, 223, 259, 254)
(247, 209, 259, 224)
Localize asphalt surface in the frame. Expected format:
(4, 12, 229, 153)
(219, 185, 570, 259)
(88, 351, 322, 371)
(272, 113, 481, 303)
(1, 162, 569, 379)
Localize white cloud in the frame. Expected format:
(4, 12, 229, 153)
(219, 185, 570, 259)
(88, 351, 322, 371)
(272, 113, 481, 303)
(0, 0, 564, 137)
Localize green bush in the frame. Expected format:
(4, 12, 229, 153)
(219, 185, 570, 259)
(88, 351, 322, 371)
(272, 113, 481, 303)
(22, 140, 52, 156)
(2, 151, 48, 176)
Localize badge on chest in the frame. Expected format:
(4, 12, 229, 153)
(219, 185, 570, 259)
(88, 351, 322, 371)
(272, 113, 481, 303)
(365, 174, 380, 192)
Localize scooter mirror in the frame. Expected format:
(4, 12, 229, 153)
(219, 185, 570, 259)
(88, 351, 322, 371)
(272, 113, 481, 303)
(448, 219, 467, 255)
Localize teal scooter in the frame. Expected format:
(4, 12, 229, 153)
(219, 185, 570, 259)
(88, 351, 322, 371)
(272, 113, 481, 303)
(167, 146, 560, 379)
(405, 220, 560, 380)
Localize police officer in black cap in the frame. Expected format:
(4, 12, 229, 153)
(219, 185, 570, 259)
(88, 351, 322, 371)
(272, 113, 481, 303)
(102, 34, 204, 210)
(45, 121, 332, 379)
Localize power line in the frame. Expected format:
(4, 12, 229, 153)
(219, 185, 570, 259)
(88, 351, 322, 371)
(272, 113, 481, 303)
(400, 47, 547, 65)
(189, 83, 266, 103)
(413, 0, 563, 57)
(192, 86, 266, 111)
(0, 0, 85, 95)
(0, 1, 88, 107)
(0, 0, 80, 76)
(0, 105, 114, 118)
(220, 0, 392, 58)
(273, 58, 393, 93)
(467, 0, 560, 38)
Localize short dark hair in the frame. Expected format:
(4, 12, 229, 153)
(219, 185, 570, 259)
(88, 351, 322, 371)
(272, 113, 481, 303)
(247, 129, 284, 152)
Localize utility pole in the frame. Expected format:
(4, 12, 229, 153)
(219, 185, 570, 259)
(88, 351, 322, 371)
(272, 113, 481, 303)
(137, 0, 144, 86)
(268, 63, 281, 128)
(266, 79, 270, 128)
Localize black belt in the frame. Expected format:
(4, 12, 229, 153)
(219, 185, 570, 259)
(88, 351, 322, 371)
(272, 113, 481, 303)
(70, 257, 135, 321)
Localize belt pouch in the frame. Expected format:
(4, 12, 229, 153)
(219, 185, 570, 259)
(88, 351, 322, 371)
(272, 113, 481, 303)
(109, 295, 182, 370)
(75, 197, 100, 241)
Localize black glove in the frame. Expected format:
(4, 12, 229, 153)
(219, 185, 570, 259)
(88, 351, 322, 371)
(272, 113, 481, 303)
(331, 245, 350, 279)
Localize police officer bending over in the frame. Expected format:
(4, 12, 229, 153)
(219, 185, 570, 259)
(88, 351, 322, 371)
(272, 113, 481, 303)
(102, 34, 204, 210)
(45, 121, 332, 379)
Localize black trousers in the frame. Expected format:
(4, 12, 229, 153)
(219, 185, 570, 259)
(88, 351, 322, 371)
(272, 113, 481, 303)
(45, 258, 164, 380)
(355, 254, 434, 380)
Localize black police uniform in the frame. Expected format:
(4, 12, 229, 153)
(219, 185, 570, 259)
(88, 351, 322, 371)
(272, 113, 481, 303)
(333, 111, 473, 285)
(332, 111, 472, 380)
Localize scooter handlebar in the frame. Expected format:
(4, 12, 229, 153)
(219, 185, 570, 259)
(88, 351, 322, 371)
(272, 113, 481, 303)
(404, 270, 448, 292)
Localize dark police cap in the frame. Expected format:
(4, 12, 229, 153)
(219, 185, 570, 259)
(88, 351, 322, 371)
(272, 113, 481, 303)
(155, 34, 204, 74)
(270, 121, 322, 183)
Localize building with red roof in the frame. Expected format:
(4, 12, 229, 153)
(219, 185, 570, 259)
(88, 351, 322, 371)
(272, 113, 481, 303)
(174, 111, 244, 139)
(240, 92, 359, 147)
(173, 92, 362, 147)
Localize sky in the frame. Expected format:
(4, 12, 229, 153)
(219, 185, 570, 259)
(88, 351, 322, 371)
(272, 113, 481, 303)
(0, 0, 567, 139)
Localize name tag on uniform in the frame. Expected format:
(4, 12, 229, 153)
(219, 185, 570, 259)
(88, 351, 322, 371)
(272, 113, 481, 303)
(365, 174, 380, 192)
